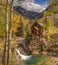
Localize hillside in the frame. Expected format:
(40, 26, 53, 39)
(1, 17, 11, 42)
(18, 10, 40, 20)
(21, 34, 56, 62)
(0, 0, 58, 65)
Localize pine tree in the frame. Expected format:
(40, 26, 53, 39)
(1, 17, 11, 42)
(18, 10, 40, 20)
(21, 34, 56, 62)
(25, 23, 31, 36)
(18, 17, 26, 37)
(43, 17, 52, 40)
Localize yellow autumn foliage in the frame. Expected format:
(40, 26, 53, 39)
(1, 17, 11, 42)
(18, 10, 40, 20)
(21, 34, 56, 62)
(12, 13, 30, 34)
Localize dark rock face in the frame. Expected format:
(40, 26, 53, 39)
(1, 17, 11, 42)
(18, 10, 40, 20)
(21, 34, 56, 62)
(31, 22, 44, 37)
(17, 34, 58, 56)
(17, 22, 47, 55)
(14, 6, 43, 19)
(14, 0, 58, 19)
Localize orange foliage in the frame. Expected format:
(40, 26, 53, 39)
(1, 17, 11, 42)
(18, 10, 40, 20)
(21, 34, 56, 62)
(12, 14, 30, 33)
(12, 14, 20, 33)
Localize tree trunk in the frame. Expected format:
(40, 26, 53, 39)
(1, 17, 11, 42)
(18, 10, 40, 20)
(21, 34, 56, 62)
(2, 0, 9, 65)
(7, 0, 14, 65)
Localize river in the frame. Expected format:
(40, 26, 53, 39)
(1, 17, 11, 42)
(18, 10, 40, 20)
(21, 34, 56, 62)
(25, 55, 47, 65)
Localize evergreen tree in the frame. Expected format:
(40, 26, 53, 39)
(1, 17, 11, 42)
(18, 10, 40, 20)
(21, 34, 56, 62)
(25, 23, 31, 36)
(43, 17, 52, 40)
(17, 17, 26, 37)
(48, 0, 58, 13)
